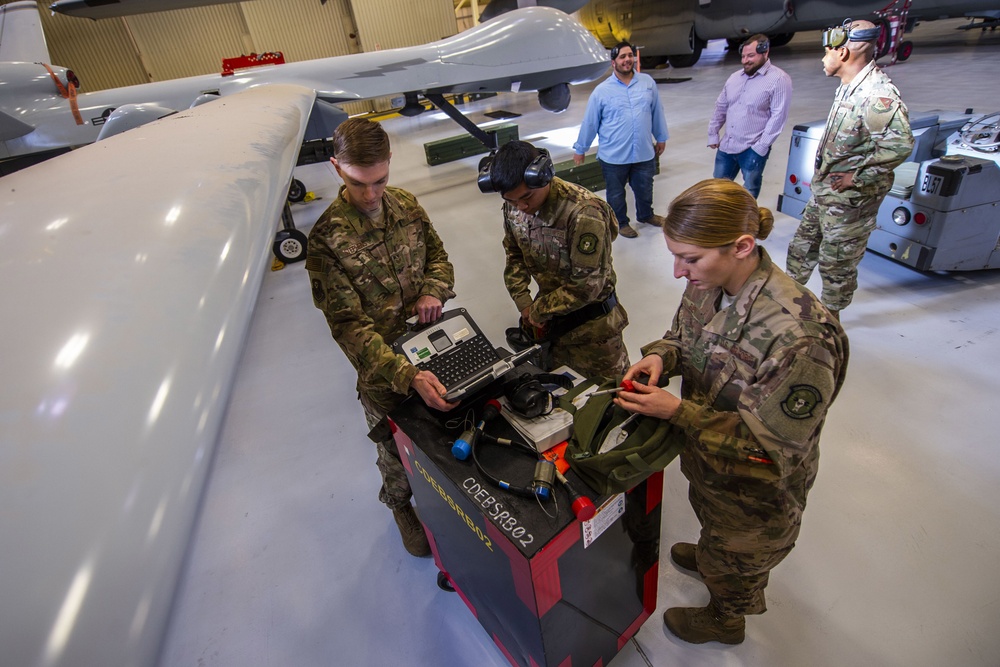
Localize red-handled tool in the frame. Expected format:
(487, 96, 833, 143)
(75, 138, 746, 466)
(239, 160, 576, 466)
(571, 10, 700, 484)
(586, 379, 635, 399)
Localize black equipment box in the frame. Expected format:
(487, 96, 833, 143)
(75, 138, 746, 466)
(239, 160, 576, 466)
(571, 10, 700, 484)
(389, 394, 662, 667)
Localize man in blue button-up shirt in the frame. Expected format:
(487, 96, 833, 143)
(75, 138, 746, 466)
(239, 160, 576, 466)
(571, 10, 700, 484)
(573, 41, 669, 239)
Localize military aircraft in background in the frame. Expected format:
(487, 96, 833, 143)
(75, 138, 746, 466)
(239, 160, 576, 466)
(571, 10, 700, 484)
(0, 5, 608, 666)
(575, 0, 1000, 67)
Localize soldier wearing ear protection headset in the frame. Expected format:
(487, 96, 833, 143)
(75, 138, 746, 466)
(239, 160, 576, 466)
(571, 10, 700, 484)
(785, 19, 913, 319)
(479, 140, 631, 379)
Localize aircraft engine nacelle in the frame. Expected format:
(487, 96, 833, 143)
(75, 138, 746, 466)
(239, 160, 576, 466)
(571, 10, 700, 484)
(538, 83, 571, 113)
(96, 103, 178, 141)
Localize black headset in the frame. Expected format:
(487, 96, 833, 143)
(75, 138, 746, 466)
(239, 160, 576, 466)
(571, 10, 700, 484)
(744, 36, 769, 54)
(502, 371, 573, 419)
(610, 42, 636, 60)
(477, 148, 554, 194)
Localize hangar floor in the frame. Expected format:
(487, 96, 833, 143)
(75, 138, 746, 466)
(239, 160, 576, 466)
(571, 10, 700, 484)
(159, 19, 1000, 667)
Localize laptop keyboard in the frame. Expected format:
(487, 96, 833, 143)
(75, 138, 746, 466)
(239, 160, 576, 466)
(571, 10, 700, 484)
(418, 335, 497, 387)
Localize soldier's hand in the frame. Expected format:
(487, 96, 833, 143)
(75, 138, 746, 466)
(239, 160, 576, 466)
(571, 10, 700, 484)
(573, 153, 585, 166)
(614, 382, 681, 419)
(521, 305, 543, 329)
(412, 370, 457, 412)
(828, 172, 855, 192)
(623, 354, 663, 388)
(413, 295, 444, 324)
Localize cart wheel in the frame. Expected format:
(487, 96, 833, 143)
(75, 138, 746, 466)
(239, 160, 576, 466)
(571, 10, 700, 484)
(273, 228, 308, 263)
(897, 41, 913, 62)
(287, 178, 306, 203)
(436, 571, 455, 592)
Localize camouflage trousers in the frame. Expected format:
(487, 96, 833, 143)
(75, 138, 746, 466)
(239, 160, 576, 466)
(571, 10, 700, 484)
(549, 305, 631, 379)
(786, 190, 884, 311)
(681, 450, 803, 617)
(359, 387, 412, 510)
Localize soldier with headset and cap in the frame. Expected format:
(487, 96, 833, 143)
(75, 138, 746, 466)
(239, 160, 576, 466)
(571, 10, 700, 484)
(785, 18, 914, 320)
(478, 140, 630, 380)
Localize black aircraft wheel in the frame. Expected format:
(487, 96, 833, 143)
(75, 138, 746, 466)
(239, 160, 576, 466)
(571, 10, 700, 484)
(667, 28, 705, 68)
(436, 571, 455, 592)
(273, 228, 308, 263)
(897, 40, 913, 61)
(287, 178, 306, 203)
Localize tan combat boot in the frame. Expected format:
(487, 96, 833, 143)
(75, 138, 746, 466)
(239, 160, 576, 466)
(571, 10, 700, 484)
(669, 542, 699, 573)
(639, 214, 666, 227)
(392, 503, 431, 557)
(664, 606, 745, 645)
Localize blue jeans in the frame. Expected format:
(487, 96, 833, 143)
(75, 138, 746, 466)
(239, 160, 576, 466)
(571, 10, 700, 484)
(713, 148, 769, 199)
(599, 158, 656, 227)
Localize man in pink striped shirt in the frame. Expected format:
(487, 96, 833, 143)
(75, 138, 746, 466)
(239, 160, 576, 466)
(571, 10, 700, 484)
(708, 35, 792, 199)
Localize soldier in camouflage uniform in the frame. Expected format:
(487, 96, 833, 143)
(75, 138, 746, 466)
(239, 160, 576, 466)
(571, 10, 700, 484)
(480, 140, 629, 379)
(616, 179, 849, 644)
(786, 19, 914, 318)
(305, 118, 457, 557)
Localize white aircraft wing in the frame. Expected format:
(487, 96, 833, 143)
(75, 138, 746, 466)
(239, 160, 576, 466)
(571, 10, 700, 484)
(1, 4, 609, 162)
(0, 83, 316, 667)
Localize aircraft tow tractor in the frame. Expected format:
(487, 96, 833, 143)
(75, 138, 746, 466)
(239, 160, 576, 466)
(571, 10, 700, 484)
(777, 110, 1000, 272)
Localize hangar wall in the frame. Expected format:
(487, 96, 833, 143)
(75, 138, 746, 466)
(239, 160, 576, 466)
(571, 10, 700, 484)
(4, 0, 458, 115)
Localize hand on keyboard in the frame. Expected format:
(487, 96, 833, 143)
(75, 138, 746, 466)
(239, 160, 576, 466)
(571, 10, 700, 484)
(412, 370, 458, 412)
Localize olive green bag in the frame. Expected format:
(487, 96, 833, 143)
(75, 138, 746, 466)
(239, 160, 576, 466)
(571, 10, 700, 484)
(560, 379, 685, 495)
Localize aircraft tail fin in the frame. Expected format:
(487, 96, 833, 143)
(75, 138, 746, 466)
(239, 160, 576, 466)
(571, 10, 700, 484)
(0, 1, 51, 64)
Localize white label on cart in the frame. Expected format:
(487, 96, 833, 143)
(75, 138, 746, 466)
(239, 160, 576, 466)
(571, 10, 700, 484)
(582, 493, 625, 548)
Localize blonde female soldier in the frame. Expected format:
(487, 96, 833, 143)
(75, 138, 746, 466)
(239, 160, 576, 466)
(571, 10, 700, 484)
(615, 179, 849, 644)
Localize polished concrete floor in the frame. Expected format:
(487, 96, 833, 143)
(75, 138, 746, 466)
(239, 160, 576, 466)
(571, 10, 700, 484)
(159, 19, 1000, 667)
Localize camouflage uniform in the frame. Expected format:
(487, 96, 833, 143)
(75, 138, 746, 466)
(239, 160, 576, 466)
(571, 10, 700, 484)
(786, 60, 913, 311)
(502, 177, 630, 379)
(642, 248, 848, 617)
(306, 185, 455, 509)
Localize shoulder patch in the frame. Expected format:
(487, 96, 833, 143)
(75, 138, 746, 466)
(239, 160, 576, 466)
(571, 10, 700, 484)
(752, 354, 836, 445)
(866, 96, 897, 133)
(872, 97, 891, 113)
(577, 232, 599, 255)
(780, 385, 822, 419)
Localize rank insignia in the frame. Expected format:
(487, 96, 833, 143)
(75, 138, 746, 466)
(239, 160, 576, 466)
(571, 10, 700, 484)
(578, 232, 598, 254)
(781, 384, 822, 419)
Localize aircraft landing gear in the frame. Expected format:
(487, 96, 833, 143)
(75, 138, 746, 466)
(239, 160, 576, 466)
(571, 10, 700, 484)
(273, 202, 308, 263)
(667, 28, 705, 68)
(287, 178, 306, 203)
